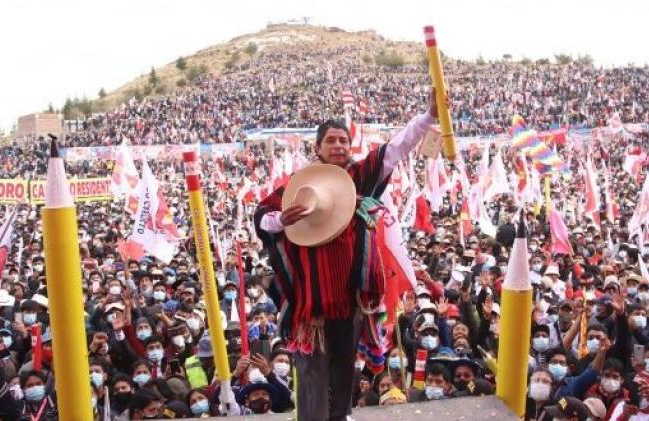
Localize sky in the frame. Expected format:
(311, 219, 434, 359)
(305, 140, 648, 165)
(2, 0, 648, 133)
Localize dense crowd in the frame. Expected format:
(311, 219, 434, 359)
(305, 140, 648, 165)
(1, 38, 649, 421)
(54, 41, 649, 149)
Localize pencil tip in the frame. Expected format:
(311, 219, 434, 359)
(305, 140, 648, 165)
(49, 134, 59, 158)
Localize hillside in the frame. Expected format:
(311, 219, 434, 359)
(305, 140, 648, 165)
(96, 24, 424, 111)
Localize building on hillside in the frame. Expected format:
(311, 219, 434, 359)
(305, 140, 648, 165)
(15, 113, 62, 140)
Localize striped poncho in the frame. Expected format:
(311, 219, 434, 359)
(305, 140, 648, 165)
(254, 146, 390, 371)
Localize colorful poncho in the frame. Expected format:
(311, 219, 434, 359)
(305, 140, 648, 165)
(254, 146, 390, 372)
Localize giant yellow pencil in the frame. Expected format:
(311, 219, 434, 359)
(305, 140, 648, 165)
(182, 151, 231, 384)
(42, 136, 93, 420)
(496, 214, 532, 417)
(423, 25, 457, 161)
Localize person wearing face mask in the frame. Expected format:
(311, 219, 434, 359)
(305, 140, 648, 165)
(143, 337, 166, 379)
(552, 339, 610, 402)
(246, 282, 277, 316)
(237, 382, 279, 415)
(408, 363, 457, 402)
(18, 371, 58, 420)
(0, 328, 19, 379)
(89, 359, 110, 411)
(385, 347, 408, 390)
(269, 349, 293, 391)
(220, 281, 239, 321)
(185, 389, 218, 417)
(110, 374, 135, 420)
(584, 359, 630, 419)
(530, 324, 553, 368)
(563, 297, 631, 375)
(525, 369, 554, 420)
(166, 323, 193, 365)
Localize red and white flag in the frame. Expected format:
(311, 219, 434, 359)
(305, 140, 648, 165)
(341, 90, 354, 108)
(111, 138, 140, 214)
(602, 162, 619, 223)
(629, 173, 649, 239)
(380, 187, 416, 323)
(583, 157, 601, 228)
(623, 149, 646, 182)
(0, 208, 17, 274)
(126, 160, 181, 263)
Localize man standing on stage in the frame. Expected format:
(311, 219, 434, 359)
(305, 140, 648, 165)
(254, 93, 442, 421)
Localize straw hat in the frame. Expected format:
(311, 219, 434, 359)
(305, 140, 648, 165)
(282, 164, 357, 247)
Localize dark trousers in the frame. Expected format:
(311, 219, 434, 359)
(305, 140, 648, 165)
(294, 311, 362, 421)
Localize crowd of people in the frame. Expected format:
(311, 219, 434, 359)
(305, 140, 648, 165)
(56, 40, 649, 148)
(1, 35, 649, 421)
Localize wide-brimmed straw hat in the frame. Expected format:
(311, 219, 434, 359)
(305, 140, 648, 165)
(282, 164, 356, 247)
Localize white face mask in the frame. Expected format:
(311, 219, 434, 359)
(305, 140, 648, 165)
(273, 362, 290, 377)
(601, 378, 621, 394)
(528, 382, 551, 401)
(172, 335, 186, 348)
(109, 285, 122, 295)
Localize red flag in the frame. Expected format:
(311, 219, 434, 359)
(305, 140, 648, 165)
(31, 324, 42, 371)
(460, 198, 472, 239)
(235, 243, 250, 356)
(377, 213, 415, 324)
(414, 195, 434, 234)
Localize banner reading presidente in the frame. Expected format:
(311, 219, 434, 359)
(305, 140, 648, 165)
(0, 177, 111, 204)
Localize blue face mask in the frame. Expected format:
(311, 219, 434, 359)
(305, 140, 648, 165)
(153, 291, 166, 302)
(148, 349, 164, 362)
(548, 363, 568, 381)
(425, 385, 444, 400)
(23, 312, 37, 326)
(25, 384, 45, 402)
(133, 373, 151, 387)
(137, 328, 152, 341)
(421, 335, 439, 351)
(190, 399, 209, 415)
(90, 372, 104, 388)
(533, 336, 550, 353)
(628, 287, 638, 296)
(388, 356, 402, 370)
(587, 338, 600, 354)
(224, 290, 237, 301)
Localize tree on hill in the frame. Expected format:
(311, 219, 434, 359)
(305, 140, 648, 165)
(187, 64, 208, 82)
(245, 42, 258, 56)
(374, 50, 405, 68)
(576, 54, 594, 66)
(503, 54, 512, 60)
(476, 55, 486, 65)
(176, 57, 187, 70)
(149, 67, 160, 86)
(554, 54, 573, 65)
(47, 103, 54, 113)
(98, 88, 106, 98)
(536, 58, 550, 65)
(520, 57, 532, 65)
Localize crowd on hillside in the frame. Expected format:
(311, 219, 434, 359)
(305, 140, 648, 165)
(42, 42, 649, 149)
(1, 41, 649, 420)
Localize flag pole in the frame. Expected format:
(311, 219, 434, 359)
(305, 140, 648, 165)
(41, 135, 93, 420)
(423, 25, 457, 162)
(181, 151, 233, 402)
